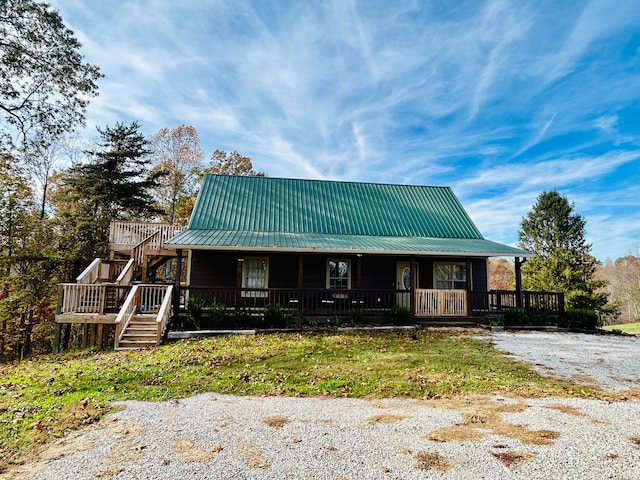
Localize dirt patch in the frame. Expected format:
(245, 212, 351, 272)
(414, 451, 451, 472)
(631, 436, 640, 447)
(235, 437, 270, 468)
(491, 451, 534, 468)
(262, 415, 290, 428)
(174, 437, 213, 463)
(427, 424, 483, 442)
(545, 403, 584, 416)
(424, 398, 560, 446)
(367, 414, 407, 424)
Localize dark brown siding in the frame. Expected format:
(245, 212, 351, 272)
(189, 251, 237, 287)
(471, 258, 488, 291)
(269, 254, 299, 288)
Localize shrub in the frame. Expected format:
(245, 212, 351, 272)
(565, 308, 599, 330)
(186, 296, 204, 329)
(349, 308, 363, 326)
(503, 307, 528, 326)
(390, 304, 412, 325)
(263, 303, 285, 327)
(209, 299, 227, 326)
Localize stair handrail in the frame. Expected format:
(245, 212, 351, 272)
(76, 258, 102, 284)
(114, 284, 139, 349)
(131, 230, 161, 270)
(115, 258, 135, 285)
(154, 285, 174, 346)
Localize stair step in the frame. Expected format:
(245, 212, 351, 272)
(122, 333, 156, 339)
(122, 339, 156, 344)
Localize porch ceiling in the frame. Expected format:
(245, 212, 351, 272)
(165, 229, 532, 257)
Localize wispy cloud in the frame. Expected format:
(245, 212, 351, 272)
(48, 0, 640, 259)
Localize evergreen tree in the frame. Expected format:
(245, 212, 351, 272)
(518, 191, 608, 312)
(52, 122, 162, 276)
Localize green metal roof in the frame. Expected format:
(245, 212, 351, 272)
(166, 175, 531, 257)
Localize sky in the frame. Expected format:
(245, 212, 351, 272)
(47, 0, 640, 261)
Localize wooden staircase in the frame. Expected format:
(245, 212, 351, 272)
(115, 314, 159, 350)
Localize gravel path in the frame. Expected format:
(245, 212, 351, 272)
(10, 331, 640, 480)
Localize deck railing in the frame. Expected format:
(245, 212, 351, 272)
(115, 285, 139, 348)
(114, 284, 173, 348)
(76, 258, 132, 285)
(60, 284, 131, 315)
(184, 287, 419, 318)
(109, 221, 185, 250)
(415, 289, 467, 316)
(469, 290, 565, 317)
(182, 287, 565, 320)
(155, 285, 173, 344)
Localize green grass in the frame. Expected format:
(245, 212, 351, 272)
(602, 322, 640, 335)
(0, 330, 603, 472)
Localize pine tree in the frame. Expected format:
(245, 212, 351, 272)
(52, 122, 162, 276)
(518, 191, 608, 312)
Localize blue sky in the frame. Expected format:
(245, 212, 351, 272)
(48, 0, 640, 261)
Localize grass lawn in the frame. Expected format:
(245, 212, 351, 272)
(0, 330, 603, 472)
(602, 322, 640, 335)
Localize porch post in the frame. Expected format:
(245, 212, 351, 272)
(515, 257, 523, 309)
(172, 249, 183, 322)
(410, 255, 417, 316)
(465, 258, 472, 317)
(356, 254, 362, 289)
(297, 255, 304, 317)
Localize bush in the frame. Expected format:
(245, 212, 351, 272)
(263, 303, 285, 327)
(390, 304, 412, 325)
(209, 299, 227, 327)
(186, 296, 204, 329)
(503, 307, 528, 326)
(349, 308, 363, 326)
(565, 308, 599, 330)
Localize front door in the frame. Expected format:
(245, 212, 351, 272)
(396, 262, 415, 308)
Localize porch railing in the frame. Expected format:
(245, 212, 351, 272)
(76, 258, 132, 285)
(470, 290, 565, 317)
(184, 287, 411, 317)
(415, 289, 467, 316)
(109, 221, 185, 250)
(182, 287, 565, 320)
(59, 284, 132, 315)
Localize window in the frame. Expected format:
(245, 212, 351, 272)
(242, 257, 268, 295)
(327, 260, 350, 289)
(434, 263, 467, 289)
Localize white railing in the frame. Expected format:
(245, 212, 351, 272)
(138, 284, 169, 314)
(110, 221, 185, 249)
(76, 258, 133, 285)
(61, 284, 106, 314)
(76, 258, 101, 284)
(115, 285, 139, 349)
(115, 258, 135, 285)
(415, 289, 467, 317)
(114, 284, 173, 348)
(155, 285, 173, 345)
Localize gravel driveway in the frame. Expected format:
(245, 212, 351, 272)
(9, 331, 640, 480)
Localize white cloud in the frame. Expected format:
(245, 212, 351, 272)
(45, 0, 640, 259)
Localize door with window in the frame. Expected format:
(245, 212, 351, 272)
(396, 262, 415, 308)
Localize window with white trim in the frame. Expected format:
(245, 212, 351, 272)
(242, 257, 269, 291)
(434, 263, 467, 289)
(327, 260, 350, 289)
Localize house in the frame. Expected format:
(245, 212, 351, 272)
(163, 175, 545, 324)
(55, 174, 564, 350)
